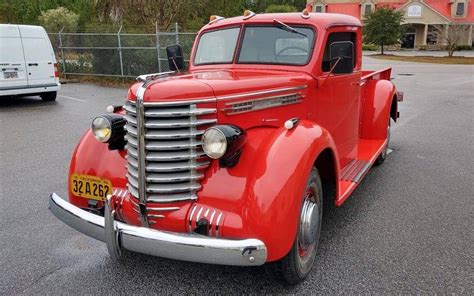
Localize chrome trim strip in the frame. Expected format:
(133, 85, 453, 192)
(147, 194, 197, 204)
(217, 85, 307, 101)
(196, 207, 204, 222)
(147, 214, 165, 219)
(209, 210, 216, 235)
(147, 206, 180, 212)
(49, 193, 267, 266)
(142, 98, 216, 107)
(222, 93, 303, 115)
(215, 213, 223, 237)
(135, 84, 148, 227)
(136, 71, 175, 82)
(188, 204, 197, 232)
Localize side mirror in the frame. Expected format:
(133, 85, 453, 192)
(329, 41, 354, 74)
(166, 45, 185, 72)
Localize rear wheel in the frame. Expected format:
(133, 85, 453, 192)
(375, 118, 391, 165)
(40, 91, 57, 101)
(272, 168, 323, 285)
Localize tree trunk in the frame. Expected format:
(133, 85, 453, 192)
(381, 42, 384, 55)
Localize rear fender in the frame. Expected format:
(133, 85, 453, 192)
(360, 79, 397, 140)
(241, 120, 338, 261)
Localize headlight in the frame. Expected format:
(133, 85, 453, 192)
(92, 116, 112, 143)
(202, 128, 227, 159)
(91, 114, 127, 150)
(202, 125, 246, 167)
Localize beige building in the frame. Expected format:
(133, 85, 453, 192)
(306, 0, 474, 49)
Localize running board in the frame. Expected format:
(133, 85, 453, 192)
(340, 159, 371, 183)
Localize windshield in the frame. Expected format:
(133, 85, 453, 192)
(194, 25, 315, 66)
(194, 27, 240, 65)
(238, 26, 314, 65)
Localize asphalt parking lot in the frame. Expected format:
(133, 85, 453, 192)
(1, 57, 473, 294)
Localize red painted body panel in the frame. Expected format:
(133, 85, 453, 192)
(65, 13, 400, 263)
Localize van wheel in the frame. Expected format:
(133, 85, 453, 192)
(375, 118, 391, 165)
(41, 91, 57, 101)
(271, 168, 323, 285)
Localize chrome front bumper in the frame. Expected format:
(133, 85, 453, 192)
(49, 193, 267, 266)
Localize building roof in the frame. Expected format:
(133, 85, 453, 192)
(326, 3, 361, 19)
(308, 0, 474, 23)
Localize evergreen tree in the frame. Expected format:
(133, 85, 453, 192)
(363, 7, 405, 55)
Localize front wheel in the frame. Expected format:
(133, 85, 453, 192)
(271, 168, 323, 284)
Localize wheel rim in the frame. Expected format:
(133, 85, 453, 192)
(297, 185, 321, 268)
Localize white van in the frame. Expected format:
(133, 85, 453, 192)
(0, 24, 60, 101)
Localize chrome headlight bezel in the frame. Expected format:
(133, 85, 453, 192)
(202, 125, 246, 167)
(91, 114, 127, 150)
(91, 116, 112, 143)
(202, 127, 228, 159)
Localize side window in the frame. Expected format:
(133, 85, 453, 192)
(322, 32, 356, 73)
(456, 2, 465, 16)
(364, 4, 372, 16)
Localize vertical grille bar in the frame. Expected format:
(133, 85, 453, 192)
(135, 85, 149, 226)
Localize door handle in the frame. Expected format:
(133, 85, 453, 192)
(28, 63, 38, 66)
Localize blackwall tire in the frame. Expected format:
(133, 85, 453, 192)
(271, 167, 323, 285)
(375, 118, 391, 165)
(40, 91, 57, 101)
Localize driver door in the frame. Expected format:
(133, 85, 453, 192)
(315, 31, 361, 168)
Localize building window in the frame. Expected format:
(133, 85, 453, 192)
(456, 2, 465, 16)
(315, 5, 323, 13)
(364, 4, 372, 16)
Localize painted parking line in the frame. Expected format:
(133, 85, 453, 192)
(58, 95, 87, 102)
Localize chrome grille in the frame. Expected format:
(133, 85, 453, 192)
(124, 99, 216, 203)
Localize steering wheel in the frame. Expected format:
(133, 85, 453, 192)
(276, 46, 308, 59)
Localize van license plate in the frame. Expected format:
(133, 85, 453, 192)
(71, 173, 112, 201)
(4, 72, 18, 79)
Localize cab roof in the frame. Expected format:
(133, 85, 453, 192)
(200, 12, 361, 32)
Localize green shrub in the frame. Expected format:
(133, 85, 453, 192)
(38, 7, 79, 32)
(455, 45, 472, 51)
(362, 43, 379, 51)
(265, 4, 298, 13)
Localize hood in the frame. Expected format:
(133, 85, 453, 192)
(127, 69, 311, 103)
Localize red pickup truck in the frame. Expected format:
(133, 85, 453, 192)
(50, 11, 402, 284)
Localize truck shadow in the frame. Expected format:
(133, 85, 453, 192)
(0, 96, 56, 108)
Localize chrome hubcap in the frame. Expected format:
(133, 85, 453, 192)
(299, 198, 319, 249)
(297, 188, 320, 262)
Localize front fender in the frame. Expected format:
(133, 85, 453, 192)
(246, 120, 338, 261)
(199, 120, 338, 261)
(68, 130, 128, 209)
(360, 79, 397, 140)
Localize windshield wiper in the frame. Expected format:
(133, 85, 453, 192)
(273, 19, 307, 37)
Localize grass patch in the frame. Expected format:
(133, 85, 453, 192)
(369, 54, 474, 65)
(60, 75, 135, 88)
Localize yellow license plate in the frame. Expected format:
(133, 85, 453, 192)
(71, 173, 112, 201)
